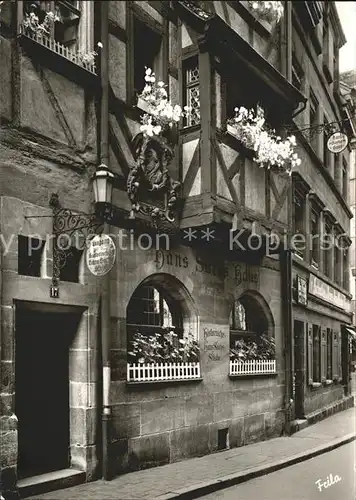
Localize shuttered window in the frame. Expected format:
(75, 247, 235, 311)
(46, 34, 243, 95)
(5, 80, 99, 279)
(312, 325, 321, 382)
(338, 331, 342, 380)
(326, 328, 332, 380)
(332, 330, 339, 380)
(320, 327, 327, 382)
(307, 324, 313, 385)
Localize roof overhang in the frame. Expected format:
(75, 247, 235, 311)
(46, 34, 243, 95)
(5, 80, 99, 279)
(175, 1, 306, 114)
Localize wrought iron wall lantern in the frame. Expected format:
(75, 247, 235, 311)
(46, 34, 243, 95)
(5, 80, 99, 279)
(25, 163, 117, 298)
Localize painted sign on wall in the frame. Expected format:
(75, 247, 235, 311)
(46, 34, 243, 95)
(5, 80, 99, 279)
(309, 274, 350, 312)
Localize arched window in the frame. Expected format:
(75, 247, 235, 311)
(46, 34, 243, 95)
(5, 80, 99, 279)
(127, 284, 183, 336)
(126, 276, 200, 376)
(229, 293, 274, 361)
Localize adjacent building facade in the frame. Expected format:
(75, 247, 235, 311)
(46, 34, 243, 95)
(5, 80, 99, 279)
(290, 2, 355, 423)
(0, 1, 354, 498)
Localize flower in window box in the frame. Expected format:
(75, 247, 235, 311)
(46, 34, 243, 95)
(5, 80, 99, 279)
(227, 106, 301, 175)
(22, 9, 61, 38)
(137, 68, 190, 140)
(248, 1, 284, 24)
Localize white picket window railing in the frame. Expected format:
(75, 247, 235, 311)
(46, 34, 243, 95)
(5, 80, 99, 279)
(230, 359, 276, 376)
(127, 362, 201, 382)
(19, 26, 97, 74)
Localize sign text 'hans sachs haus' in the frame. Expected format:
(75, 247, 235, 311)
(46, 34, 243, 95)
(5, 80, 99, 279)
(86, 235, 116, 276)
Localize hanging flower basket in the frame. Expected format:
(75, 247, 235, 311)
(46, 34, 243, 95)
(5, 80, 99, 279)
(227, 106, 301, 175)
(247, 1, 284, 24)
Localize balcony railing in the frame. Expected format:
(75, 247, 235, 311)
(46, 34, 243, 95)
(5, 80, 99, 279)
(230, 359, 276, 376)
(19, 25, 97, 74)
(127, 362, 201, 382)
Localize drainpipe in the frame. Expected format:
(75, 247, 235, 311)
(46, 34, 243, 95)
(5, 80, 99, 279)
(280, 0, 294, 436)
(280, 248, 293, 435)
(99, 0, 111, 481)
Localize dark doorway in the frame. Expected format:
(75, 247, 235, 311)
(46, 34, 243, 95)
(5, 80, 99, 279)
(15, 309, 78, 478)
(294, 320, 305, 419)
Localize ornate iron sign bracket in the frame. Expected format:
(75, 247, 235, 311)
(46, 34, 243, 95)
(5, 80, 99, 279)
(283, 116, 350, 143)
(49, 194, 103, 297)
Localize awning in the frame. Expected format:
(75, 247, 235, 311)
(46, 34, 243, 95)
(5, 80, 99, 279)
(344, 326, 356, 339)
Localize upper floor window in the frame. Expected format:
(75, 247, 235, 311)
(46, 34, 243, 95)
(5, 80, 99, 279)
(292, 187, 305, 258)
(334, 235, 342, 286)
(323, 220, 332, 279)
(343, 248, 349, 290)
(133, 16, 163, 98)
(333, 41, 339, 90)
(342, 157, 348, 201)
(23, 1, 81, 50)
(183, 58, 200, 127)
(322, 17, 332, 83)
(309, 89, 318, 151)
(310, 205, 320, 268)
(292, 54, 304, 91)
(323, 117, 331, 169)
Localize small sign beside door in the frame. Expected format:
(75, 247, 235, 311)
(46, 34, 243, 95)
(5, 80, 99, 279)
(296, 275, 308, 306)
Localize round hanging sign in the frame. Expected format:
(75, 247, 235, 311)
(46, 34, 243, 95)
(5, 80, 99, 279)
(327, 132, 348, 154)
(86, 234, 116, 276)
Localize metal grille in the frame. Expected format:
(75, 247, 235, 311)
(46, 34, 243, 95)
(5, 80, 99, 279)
(185, 64, 200, 127)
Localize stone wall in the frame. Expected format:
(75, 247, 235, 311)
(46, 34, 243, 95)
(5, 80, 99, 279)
(108, 237, 285, 472)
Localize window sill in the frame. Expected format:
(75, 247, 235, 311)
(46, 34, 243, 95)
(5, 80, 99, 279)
(229, 372, 277, 379)
(126, 377, 203, 386)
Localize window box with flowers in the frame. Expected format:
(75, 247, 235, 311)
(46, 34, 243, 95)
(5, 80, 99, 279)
(136, 68, 190, 141)
(247, 1, 284, 25)
(126, 284, 200, 383)
(127, 331, 201, 383)
(227, 106, 301, 176)
(229, 333, 276, 376)
(127, 69, 190, 222)
(19, 5, 99, 75)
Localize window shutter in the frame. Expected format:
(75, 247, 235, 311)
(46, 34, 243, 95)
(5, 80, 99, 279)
(332, 330, 339, 380)
(321, 327, 327, 382)
(307, 324, 313, 384)
(338, 331, 342, 381)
